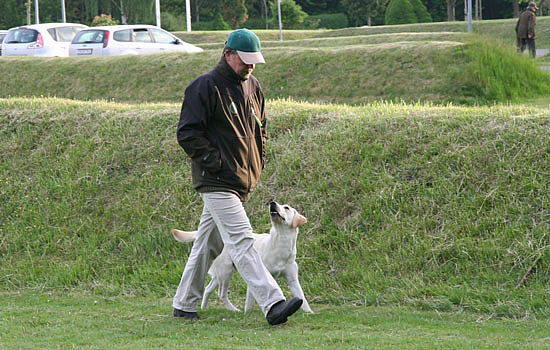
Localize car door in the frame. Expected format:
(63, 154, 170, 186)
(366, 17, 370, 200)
(132, 28, 155, 54)
(111, 29, 135, 55)
(149, 28, 179, 53)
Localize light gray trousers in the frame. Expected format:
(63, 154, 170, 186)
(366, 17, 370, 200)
(172, 192, 284, 315)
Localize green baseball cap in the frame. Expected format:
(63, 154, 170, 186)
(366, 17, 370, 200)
(226, 28, 265, 64)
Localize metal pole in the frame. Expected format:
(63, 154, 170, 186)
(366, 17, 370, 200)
(61, 0, 66, 23)
(467, 0, 472, 32)
(277, 0, 282, 41)
(186, 0, 191, 32)
(155, 0, 161, 27)
(35, 0, 39, 24)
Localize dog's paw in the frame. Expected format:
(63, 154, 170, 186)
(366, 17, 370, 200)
(172, 229, 196, 243)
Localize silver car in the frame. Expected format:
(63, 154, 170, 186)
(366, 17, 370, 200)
(2, 23, 87, 57)
(0, 30, 7, 56)
(69, 25, 203, 56)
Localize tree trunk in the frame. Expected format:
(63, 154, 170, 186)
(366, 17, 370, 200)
(475, 0, 479, 20)
(196, 0, 200, 22)
(513, 0, 519, 17)
(26, 0, 31, 25)
(479, 0, 482, 19)
(120, 0, 127, 24)
(447, 0, 456, 21)
(367, 8, 371, 26)
(263, 0, 268, 29)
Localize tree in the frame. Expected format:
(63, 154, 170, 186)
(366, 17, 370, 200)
(410, 0, 432, 22)
(385, 0, 417, 24)
(342, 0, 389, 26)
(273, 0, 308, 29)
(222, 0, 247, 28)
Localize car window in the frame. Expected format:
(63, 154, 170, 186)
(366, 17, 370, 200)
(5, 29, 38, 43)
(134, 29, 152, 43)
(47, 28, 57, 40)
(0, 34, 6, 42)
(150, 29, 176, 44)
(113, 29, 132, 42)
(46, 26, 81, 42)
(57, 26, 80, 41)
(73, 30, 105, 44)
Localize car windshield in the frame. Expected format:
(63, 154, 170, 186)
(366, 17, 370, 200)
(73, 30, 106, 44)
(5, 29, 38, 44)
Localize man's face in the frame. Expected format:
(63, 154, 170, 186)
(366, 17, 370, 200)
(225, 52, 255, 80)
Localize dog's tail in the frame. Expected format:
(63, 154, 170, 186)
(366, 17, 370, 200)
(171, 229, 197, 243)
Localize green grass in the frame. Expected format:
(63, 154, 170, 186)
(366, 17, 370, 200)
(314, 17, 550, 50)
(1, 292, 549, 349)
(1, 32, 549, 105)
(172, 17, 550, 49)
(2, 21, 550, 348)
(1, 97, 548, 319)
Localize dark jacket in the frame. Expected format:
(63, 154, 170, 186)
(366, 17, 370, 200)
(177, 57, 267, 202)
(516, 9, 536, 39)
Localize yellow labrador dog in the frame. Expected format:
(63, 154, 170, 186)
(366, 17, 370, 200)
(172, 201, 313, 314)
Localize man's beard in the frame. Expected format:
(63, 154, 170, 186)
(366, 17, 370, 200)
(239, 68, 253, 80)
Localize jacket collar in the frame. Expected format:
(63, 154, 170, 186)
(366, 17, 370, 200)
(215, 55, 247, 83)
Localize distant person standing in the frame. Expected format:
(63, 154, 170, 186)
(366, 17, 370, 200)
(516, 1, 538, 58)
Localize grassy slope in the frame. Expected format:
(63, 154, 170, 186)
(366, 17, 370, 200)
(175, 17, 550, 49)
(0, 39, 463, 105)
(1, 97, 548, 317)
(2, 19, 550, 105)
(313, 17, 550, 49)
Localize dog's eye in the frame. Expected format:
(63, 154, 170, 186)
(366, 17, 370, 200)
(284, 206, 290, 210)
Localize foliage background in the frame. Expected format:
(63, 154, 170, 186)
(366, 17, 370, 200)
(0, 0, 541, 30)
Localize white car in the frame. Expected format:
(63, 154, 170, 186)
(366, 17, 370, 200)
(0, 30, 7, 56)
(2, 23, 87, 57)
(69, 25, 203, 56)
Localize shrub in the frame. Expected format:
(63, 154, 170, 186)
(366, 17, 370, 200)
(385, 0, 417, 25)
(193, 13, 232, 30)
(91, 14, 119, 26)
(161, 12, 187, 31)
(409, 0, 432, 23)
(308, 13, 349, 29)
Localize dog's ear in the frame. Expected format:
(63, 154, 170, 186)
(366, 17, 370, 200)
(292, 213, 307, 228)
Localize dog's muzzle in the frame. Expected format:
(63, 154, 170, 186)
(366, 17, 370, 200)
(269, 201, 283, 219)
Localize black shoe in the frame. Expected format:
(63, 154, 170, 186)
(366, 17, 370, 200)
(266, 298, 303, 325)
(173, 308, 200, 320)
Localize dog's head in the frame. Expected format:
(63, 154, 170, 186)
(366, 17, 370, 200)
(269, 201, 307, 229)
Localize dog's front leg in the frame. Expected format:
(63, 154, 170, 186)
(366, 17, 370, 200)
(244, 288, 255, 313)
(284, 263, 314, 313)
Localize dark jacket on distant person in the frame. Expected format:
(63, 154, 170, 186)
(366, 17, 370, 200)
(516, 9, 536, 39)
(177, 57, 267, 202)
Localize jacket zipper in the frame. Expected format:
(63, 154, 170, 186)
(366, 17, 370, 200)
(240, 82, 253, 194)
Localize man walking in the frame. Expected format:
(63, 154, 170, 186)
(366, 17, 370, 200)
(516, 1, 538, 58)
(173, 28, 302, 326)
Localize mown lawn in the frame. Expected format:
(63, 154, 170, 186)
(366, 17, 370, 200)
(1, 291, 549, 349)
